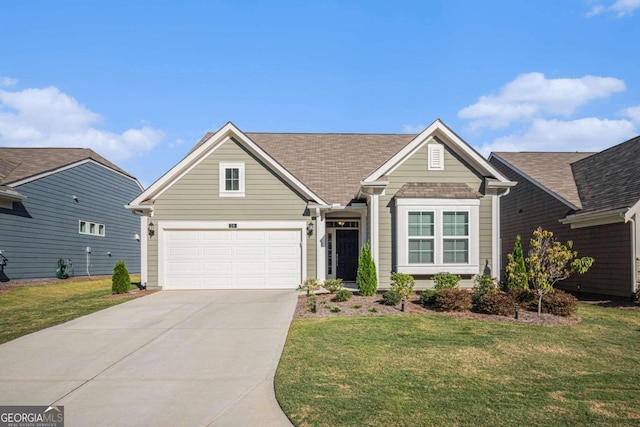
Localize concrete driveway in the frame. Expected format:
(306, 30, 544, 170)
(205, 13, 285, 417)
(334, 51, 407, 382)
(0, 290, 298, 426)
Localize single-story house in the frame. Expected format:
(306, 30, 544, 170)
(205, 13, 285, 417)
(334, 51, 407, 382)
(0, 148, 143, 281)
(489, 134, 640, 298)
(127, 120, 515, 290)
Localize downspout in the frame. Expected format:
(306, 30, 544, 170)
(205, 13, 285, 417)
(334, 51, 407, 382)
(628, 216, 638, 300)
(315, 207, 326, 282)
(369, 193, 380, 285)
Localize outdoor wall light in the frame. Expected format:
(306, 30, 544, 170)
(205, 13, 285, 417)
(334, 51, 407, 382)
(72, 195, 79, 202)
(306, 222, 314, 236)
(148, 221, 155, 239)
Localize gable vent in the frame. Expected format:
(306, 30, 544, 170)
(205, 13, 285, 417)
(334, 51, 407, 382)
(428, 144, 445, 171)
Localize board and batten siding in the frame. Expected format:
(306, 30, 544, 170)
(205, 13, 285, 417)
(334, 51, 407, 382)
(0, 162, 142, 280)
(377, 140, 492, 288)
(148, 138, 314, 288)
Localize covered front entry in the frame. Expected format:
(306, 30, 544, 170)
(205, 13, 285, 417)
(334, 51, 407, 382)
(160, 222, 305, 290)
(326, 220, 360, 282)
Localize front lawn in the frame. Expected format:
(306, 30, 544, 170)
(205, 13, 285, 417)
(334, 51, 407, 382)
(0, 276, 143, 344)
(275, 304, 640, 426)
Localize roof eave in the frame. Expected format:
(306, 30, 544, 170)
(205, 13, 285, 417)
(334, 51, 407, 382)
(560, 208, 628, 229)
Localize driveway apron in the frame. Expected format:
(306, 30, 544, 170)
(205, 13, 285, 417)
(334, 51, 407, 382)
(0, 290, 298, 426)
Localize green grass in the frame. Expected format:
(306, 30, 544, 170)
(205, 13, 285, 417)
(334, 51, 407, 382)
(275, 304, 640, 427)
(0, 277, 140, 344)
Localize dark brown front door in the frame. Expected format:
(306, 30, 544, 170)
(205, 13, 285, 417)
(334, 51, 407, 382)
(336, 229, 359, 281)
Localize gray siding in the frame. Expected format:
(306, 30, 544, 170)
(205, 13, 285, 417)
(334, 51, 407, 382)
(149, 138, 314, 288)
(0, 162, 142, 280)
(491, 157, 632, 297)
(378, 140, 492, 288)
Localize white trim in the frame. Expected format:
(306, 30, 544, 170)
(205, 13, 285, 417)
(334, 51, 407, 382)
(630, 216, 638, 295)
(364, 119, 511, 183)
(78, 220, 106, 237)
(128, 122, 327, 208)
(0, 187, 25, 202)
(560, 208, 627, 229)
(428, 143, 445, 171)
(489, 153, 577, 210)
(316, 209, 326, 282)
(8, 158, 143, 191)
(141, 215, 148, 288)
(219, 162, 245, 197)
(370, 194, 380, 284)
(492, 194, 500, 279)
(157, 220, 307, 288)
(624, 198, 640, 222)
(396, 198, 480, 275)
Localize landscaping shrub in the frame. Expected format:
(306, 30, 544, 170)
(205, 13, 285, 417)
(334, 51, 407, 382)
(390, 272, 415, 301)
(381, 290, 402, 306)
(419, 289, 437, 306)
(433, 272, 461, 289)
(434, 288, 472, 312)
(356, 242, 377, 296)
(541, 290, 578, 316)
(322, 278, 344, 293)
(307, 294, 317, 313)
(300, 278, 321, 295)
(329, 306, 341, 313)
(334, 289, 353, 302)
(505, 234, 529, 290)
(509, 288, 536, 309)
(477, 293, 516, 316)
(472, 274, 498, 303)
(111, 261, 131, 294)
(368, 307, 378, 313)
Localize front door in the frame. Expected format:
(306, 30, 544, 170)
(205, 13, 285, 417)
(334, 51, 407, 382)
(336, 229, 359, 281)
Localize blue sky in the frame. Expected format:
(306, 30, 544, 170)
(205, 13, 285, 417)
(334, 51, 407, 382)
(1, 0, 639, 187)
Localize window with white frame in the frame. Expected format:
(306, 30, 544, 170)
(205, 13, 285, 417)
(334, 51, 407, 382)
(396, 198, 479, 274)
(79, 220, 105, 237)
(219, 162, 245, 197)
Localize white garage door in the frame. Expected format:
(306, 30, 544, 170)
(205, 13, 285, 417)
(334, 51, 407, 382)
(163, 229, 302, 289)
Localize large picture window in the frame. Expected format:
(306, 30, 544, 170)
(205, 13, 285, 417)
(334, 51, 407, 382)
(397, 199, 479, 274)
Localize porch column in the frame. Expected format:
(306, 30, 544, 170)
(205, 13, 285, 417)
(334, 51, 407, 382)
(315, 208, 326, 282)
(370, 194, 380, 284)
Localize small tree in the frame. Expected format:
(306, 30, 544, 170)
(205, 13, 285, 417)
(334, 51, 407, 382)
(356, 241, 377, 296)
(112, 261, 131, 294)
(390, 272, 415, 302)
(505, 235, 529, 290)
(526, 227, 593, 315)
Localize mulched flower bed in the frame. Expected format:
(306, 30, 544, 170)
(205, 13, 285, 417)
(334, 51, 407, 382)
(294, 291, 583, 327)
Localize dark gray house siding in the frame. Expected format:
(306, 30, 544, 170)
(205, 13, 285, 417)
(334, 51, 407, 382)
(491, 158, 632, 297)
(0, 162, 141, 280)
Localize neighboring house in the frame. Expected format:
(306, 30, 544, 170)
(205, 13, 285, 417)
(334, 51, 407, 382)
(489, 135, 640, 298)
(127, 120, 514, 290)
(0, 148, 143, 281)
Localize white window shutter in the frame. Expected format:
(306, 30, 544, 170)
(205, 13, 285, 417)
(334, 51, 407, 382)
(428, 144, 445, 170)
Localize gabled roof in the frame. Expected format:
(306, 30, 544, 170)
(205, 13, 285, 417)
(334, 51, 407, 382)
(132, 120, 514, 210)
(0, 148, 136, 186)
(490, 152, 595, 209)
(571, 135, 640, 214)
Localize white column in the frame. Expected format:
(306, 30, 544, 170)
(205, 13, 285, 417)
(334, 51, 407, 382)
(370, 194, 380, 284)
(315, 208, 326, 282)
(492, 195, 501, 280)
(140, 215, 148, 288)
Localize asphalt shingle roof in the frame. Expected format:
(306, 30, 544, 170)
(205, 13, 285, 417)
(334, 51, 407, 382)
(0, 148, 134, 186)
(571, 135, 640, 213)
(395, 183, 482, 199)
(492, 152, 595, 208)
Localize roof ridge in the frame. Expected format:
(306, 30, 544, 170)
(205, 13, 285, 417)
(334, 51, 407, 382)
(244, 131, 416, 136)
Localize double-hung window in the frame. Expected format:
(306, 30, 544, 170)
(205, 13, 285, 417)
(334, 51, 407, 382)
(397, 199, 479, 274)
(219, 162, 245, 197)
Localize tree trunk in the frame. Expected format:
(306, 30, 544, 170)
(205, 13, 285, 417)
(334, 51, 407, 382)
(537, 293, 543, 316)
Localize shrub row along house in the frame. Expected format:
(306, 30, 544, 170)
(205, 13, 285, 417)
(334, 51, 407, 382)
(0, 148, 142, 281)
(127, 120, 515, 290)
(490, 135, 640, 298)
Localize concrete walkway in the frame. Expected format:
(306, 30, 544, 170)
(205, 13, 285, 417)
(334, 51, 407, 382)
(0, 290, 298, 426)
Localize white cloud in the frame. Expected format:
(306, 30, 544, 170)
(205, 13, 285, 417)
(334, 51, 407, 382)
(587, 0, 640, 17)
(0, 76, 17, 87)
(458, 72, 625, 129)
(620, 105, 640, 124)
(478, 118, 637, 155)
(402, 124, 426, 134)
(168, 138, 185, 148)
(0, 86, 163, 161)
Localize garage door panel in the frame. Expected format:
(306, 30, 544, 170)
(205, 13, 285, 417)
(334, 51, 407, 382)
(164, 228, 302, 290)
